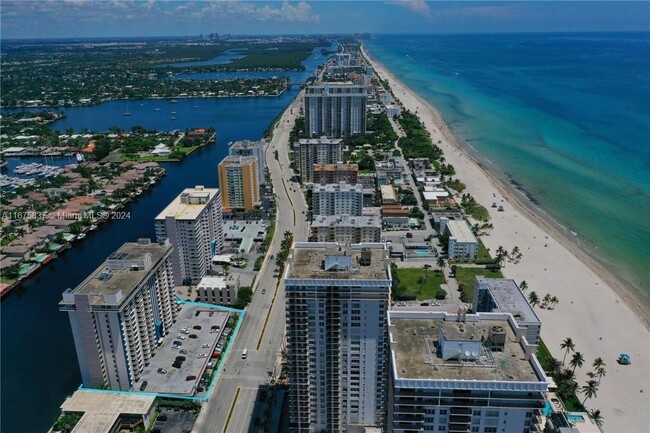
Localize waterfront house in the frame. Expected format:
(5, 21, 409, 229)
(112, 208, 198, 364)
(26, 192, 49, 205)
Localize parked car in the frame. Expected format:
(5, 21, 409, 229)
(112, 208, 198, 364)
(172, 361, 182, 368)
(197, 353, 207, 359)
(186, 375, 197, 381)
(179, 349, 188, 355)
(175, 356, 186, 362)
(139, 381, 148, 391)
(189, 334, 198, 339)
(157, 368, 168, 374)
(202, 343, 210, 348)
(193, 325, 202, 330)
(177, 335, 186, 340)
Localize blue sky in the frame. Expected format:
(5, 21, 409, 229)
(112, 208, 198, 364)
(1, 1, 649, 39)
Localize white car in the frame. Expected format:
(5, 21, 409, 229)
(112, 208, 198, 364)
(197, 353, 207, 359)
(202, 343, 210, 348)
(177, 335, 186, 340)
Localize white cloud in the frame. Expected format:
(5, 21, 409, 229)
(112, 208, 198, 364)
(197, 1, 319, 22)
(388, 0, 431, 15)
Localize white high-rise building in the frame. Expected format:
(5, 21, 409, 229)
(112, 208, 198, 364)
(312, 183, 363, 217)
(387, 310, 548, 433)
(155, 186, 224, 285)
(60, 239, 176, 391)
(304, 83, 367, 138)
(295, 137, 344, 183)
(285, 242, 392, 433)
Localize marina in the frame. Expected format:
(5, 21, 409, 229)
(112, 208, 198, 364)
(13, 162, 65, 177)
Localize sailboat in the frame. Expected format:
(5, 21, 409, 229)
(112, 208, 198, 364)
(123, 102, 131, 116)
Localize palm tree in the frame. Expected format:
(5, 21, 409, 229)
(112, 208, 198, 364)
(580, 379, 599, 406)
(422, 264, 432, 281)
(592, 357, 605, 370)
(519, 280, 528, 292)
(511, 246, 520, 260)
(596, 366, 607, 384)
(560, 338, 575, 365)
(570, 351, 585, 374)
(542, 293, 552, 307)
(589, 409, 604, 428)
(527, 291, 540, 308)
(550, 295, 559, 309)
(436, 256, 445, 272)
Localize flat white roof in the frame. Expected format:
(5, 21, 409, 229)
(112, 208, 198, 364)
(423, 190, 450, 200)
(155, 186, 218, 221)
(211, 254, 234, 264)
(61, 390, 155, 433)
(2, 146, 25, 153)
(380, 184, 397, 201)
(197, 275, 228, 288)
(446, 219, 477, 244)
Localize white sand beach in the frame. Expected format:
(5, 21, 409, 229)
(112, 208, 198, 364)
(363, 47, 650, 433)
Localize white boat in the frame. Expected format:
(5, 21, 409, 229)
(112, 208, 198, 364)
(154, 108, 162, 111)
(89, 224, 98, 231)
(77, 233, 87, 240)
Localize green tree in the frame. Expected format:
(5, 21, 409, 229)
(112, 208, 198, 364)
(595, 366, 607, 384)
(234, 286, 253, 309)
(422, 264, 431, 282)
(589, 409, 604, 427)
(3, 264, 21, 279)
(580, 379, 599, 406)
(436, 256, 445, 272)
(527, 291, 540, 308)
(560, 338, 576, 365)
(570, 351, 585, 374)
(519, 280, 528, 292)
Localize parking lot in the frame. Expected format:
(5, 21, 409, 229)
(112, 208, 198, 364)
(223, 219, 268, 254)
(136, 305, 229, 396)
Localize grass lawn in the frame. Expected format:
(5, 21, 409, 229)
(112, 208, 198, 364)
(463, 202, 490, 222)
(454, 266, 503, 302)
(395, 267, 446, 301)
(536, 339, 554, 369)
(477, 239, 494, 262)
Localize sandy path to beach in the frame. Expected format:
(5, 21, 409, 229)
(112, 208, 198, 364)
(363, 47, 650, 433)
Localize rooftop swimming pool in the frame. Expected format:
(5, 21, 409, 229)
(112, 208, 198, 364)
(543, 400, 553, 416)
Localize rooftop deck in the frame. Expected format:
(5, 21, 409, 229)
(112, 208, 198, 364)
(389, 316, 540, 382)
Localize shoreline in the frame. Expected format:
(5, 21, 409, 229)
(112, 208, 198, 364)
(362, 45, 649, 432)
(362, 46, 650, 327)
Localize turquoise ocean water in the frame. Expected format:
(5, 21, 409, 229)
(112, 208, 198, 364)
(365, 33, 650, 301)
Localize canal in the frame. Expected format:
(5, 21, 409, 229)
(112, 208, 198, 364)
(0, 46, 330, 433)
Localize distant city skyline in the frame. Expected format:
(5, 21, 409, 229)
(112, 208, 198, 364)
(1, 1, 649, 40)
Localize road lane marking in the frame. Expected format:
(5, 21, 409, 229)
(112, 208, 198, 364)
(223, 386, 240, 433)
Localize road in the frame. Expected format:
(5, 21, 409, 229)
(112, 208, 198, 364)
(387, 116, 433, 232)
(192, 95, 309, 433)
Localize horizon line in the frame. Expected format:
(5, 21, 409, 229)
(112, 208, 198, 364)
(3, 29, 649, 42)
